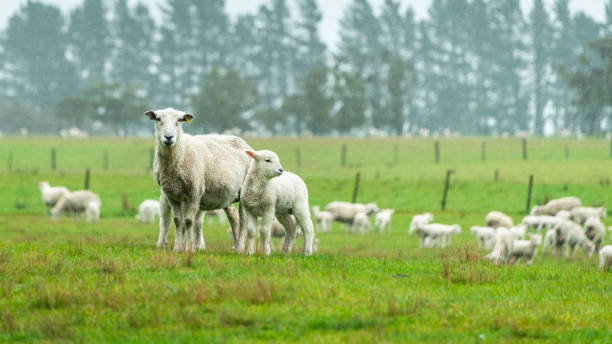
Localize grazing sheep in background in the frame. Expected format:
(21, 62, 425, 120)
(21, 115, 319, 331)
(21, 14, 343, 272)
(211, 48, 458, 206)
(509, 225, 527, 240)
(485, 211, 513, 229)
(599, 246, 612, 270)
(409, 212, 433, 235)
(570, 207, 607, 224)
(146, 108, 252, 253)
(38, 181, 70, 209)
(238, 150, 315, 256)
(351, 212, 370, 234)
(556, 210, 571, 219)
(470, 226, 496, 250)
(206, 209, 228, 226)
(51, 190, 101, 224)
(555, 220, 595, 257)
(521, 215, 563, 233)
(137, 199, 161, 224)
(530, 197, 581, 216)
(508, 234, 542, 266)
(584, 216, 606, 252)
(418, 224, 461, 248)
(375, 209, 394, 233)
(542, 229, 557, 254)
(485, 228, 514, 264)
(311, 206, 332, 233)
(325, 201, 379, 229)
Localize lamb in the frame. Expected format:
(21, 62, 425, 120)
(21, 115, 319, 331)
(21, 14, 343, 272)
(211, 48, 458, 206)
(409, 212, 433, 235)
(311, 206, 332, 233)
(542, 229, 557, 254)
(417, 224, 461, 248)
(50, 190, 101, 224)
(508, 234, 542, 266)
(136, 199, 161, 224)
(470, 226, 496, 250)
(554, 219, 595, 257)
(325, 201, 379, 228)
(146, 108, 252, 253)
(206, 209, 228, 226)
(351, 212, 370, 234)
(484, 228, 514, 264)
(237, 150, 315, 256)
(530, 196, 581, 216)
(485, 211, 513, 228)
(38, 181, 70, 209)
(570, 207, 607, 224)
(521, 215, 562, 233)
(374, 209, 394, 233)
(599, 246, 612, 270)
(584, 216, 606, 252)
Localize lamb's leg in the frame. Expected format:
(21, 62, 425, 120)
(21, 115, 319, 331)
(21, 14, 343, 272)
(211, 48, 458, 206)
(170, 202, 185, 253)
(224, 206, 240, 251)
(241, 211, 257, 255)
(157, 192, 172, 248)
(194, 210, 206, 251)
(277, 214, 298, 255)
(236, 205, 248, 254)
(260, 213, 274, 256)
(294, 212, 315, 256)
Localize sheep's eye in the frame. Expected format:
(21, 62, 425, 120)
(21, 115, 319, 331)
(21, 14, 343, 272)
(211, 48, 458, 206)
(265, 159, 271, 163)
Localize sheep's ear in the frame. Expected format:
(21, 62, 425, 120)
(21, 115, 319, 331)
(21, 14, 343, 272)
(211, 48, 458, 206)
(145, 111, 157, 120)
(246, 151, 257, 159)
(180, 114, 194, 123)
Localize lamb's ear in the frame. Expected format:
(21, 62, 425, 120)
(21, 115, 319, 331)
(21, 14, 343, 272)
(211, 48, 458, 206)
(180, 114, 194, 123)
(145, 111, 157, 120)
(246, 151, 257, 159)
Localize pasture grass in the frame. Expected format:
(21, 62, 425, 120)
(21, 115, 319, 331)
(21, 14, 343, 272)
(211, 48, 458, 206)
(1, 136, 612, 342)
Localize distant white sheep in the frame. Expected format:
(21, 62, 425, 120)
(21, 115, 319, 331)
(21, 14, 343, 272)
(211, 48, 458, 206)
(238, 150, 315, 256)
(556, 210, 571, 219)
(325, 201, 379, 228)
(530, 197, 581, 216)
(137, 200, 161, 224)
(599, 246, 612, 270)
(38, 181, 70, 209)
(351, 212, 370, 234)
(417, 224, 461, 248)
(470, 226, 496, 250)
(374, 209, 394, 233)
(542, 229, 557, 254)
(584, 216, 606, 252)
(570, 207, 607, 224)
(484, 228, 514, 264)
(409, 212, 433, 235)
(521, 215, 563, 233)
(508, 234, 542, 266)
(509, 225, 527, 240)
(485, 211, 513, 229)
(554, 219, 595, 257)
(51, 190, 101, 224)
(311, 206, 332, 233)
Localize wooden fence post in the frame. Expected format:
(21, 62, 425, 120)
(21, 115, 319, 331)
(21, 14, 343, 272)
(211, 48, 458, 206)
(441, 169, 455, 210)
(434, 141, 440, 163)
(351, 172, 361, 203)
(341, 144, 347, 167)
(84, 168, 91, 190)
(522, 138, 528, 161)
(526, 174, 534, 213)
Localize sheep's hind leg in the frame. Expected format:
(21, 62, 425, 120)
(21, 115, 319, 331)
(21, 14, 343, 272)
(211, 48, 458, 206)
(277, 214, 298, 255)
(294, 212, 315, 256)
(224, 206, 240, 251)
(157, 192, 172, 248)
(194, 210, 206, 251)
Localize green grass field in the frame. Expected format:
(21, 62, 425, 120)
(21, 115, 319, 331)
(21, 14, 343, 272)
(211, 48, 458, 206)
(1, 136, 612, 343)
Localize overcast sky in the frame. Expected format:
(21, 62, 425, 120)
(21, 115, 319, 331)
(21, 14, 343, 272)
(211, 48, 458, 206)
(0, 0, 606, 50)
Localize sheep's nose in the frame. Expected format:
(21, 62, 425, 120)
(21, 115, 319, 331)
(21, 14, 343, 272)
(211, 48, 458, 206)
(279, 168, 284, 173)
(164, 135, 173, 141)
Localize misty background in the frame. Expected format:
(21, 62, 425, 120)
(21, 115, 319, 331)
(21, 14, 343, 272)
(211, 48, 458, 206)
(0, 0, 611, 137)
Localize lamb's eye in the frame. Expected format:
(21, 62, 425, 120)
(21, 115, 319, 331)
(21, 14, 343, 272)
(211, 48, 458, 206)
(265, 159, 271, 163)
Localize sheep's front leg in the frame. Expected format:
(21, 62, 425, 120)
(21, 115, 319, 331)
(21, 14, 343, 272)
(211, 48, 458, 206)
(194, 210, 206, 251)
(169, 202, 185, 253)
(182, 202, 200, 253)
(260, 213, 274, 256)
(224, 206, 240, 251)
(157, 192, 172, 248)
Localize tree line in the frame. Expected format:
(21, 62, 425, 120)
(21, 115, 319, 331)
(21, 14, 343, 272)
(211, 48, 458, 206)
(0, 0, 611, 136)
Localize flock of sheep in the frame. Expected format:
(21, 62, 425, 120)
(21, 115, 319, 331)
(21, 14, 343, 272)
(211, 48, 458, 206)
(410, 196, 612, 269)
(35, 107, 612, 270)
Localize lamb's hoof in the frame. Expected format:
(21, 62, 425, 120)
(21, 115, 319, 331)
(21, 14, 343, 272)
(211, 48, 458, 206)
(173, 245, 185, 253)
(156, 241, 166, 248)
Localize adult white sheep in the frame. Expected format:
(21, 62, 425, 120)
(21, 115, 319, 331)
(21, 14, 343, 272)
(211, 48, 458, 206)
(351, 212, 370, 234)
(325, 201, 379, 228)
(237, 150, 315, 256)
(485, 211, 513, 228)
(555, 210, 571, 219)
(311, 206, 332, 233)
(484, 227, 514, 264)
(418, 223, 461, 248)
(521, 215, 562, 233)
(508, 234, 542, 266)
(50, 190, 101, 223)
(599, 246, 612, 270)
(136, 199, 161, 224)
(146, 108, 253, 253)
(470, 226, 496, 250)
(554, 219, 595, 257)
(409, 212, 433, 235)
(570, 207, 607, 225)
(584, 216, 606, 252)
(530, 196, 581, 216)
(38, 181, 70, 209)
(374, 209, 394, 233)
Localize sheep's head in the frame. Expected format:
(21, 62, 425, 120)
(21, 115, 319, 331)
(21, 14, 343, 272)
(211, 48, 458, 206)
(364, 203, 379, 216)
(530, 206, 540, 215)
(246, 150, 284, 179)
(145, 108, 193, 148)
(38, 181, 49, 191)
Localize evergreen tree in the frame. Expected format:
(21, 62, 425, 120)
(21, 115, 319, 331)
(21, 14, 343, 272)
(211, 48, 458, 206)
(530, 0, 553, 135)
(332, 68, 367, 134)
(67, 0, 111, 86)
(192, 0, 229, 71)
(294, 0, 327, 81)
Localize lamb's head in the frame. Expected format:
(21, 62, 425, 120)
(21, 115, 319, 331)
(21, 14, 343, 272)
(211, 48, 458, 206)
(38, 181, 49, 192)
(246, 150, 284, 179)
(598, 207, 607, 219)
(145, 108, 193, 148)
(530, 206, 541, 215)
(450, 225, 461, 234)
(364, 203, 379, 216)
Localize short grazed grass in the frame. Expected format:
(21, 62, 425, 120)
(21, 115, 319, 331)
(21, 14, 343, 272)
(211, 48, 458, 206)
(1, 136, 612, 343)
